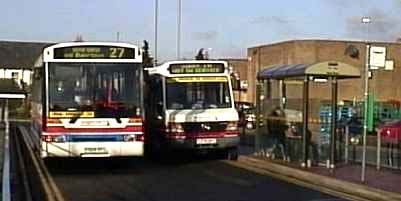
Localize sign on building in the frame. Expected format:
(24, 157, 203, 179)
(385, 60, 394, 71)
(369, 46, 386, 69)
(240, 80, 248, 90)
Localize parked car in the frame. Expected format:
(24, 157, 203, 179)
(346, 117, 363, 136)
(378, 119, 401, 144)
(344, 116, 385, 136)
(235, 102, 257, 129)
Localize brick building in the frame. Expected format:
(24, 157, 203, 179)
(247, 39, 401, 106)
(222, 58, 251, 103)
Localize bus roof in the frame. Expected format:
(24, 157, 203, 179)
(147, 60, 229, 77)
(40, 42, 142, 63)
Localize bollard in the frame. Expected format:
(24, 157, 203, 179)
(345, 126, 349, 164)
(2, 99, 10, 201)
(255, 83, 262, 155)
(396, 143, 400, 169)
(388, 143, 393, 167)
(397, 143, 400, 169)
(376, 128, 381, 170)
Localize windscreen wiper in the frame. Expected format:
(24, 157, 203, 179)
(69, 115, 80, 124)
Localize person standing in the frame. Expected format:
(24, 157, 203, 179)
(267, 107, 289, 161)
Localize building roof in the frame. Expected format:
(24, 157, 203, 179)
(257, 61, 360, 80)
(0, 41, 52, 69)
(220, 58, 247, 61)
(248, 38, 401, 50)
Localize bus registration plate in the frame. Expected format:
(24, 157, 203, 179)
(80, 120, 109, 126)
(196, 138, 217, 145)
(84, 147, 107, 153)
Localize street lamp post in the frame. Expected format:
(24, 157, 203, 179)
(177, 0, 182, 59)
(154, 0, 159, 67)
(361, 16, 371, 183)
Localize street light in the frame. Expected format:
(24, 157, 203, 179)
(154, 0, 159, 67)
(177, 0, 182, 59)
(361, 16, 372, 183)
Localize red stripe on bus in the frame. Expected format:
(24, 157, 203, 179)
(44, 126, 143, 133)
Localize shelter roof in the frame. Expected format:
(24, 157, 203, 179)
(257, 61, 360, 80)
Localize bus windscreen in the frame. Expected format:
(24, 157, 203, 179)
(166, 78, 231, 110)
(48, 63, 141, 118)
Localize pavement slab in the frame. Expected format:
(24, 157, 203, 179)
(236, 154, 401, 201)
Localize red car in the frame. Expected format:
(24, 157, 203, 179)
(379, 120, 401, 144)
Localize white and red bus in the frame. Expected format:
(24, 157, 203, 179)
(31, 42, 145, 158)
(145, 60, 239, 160)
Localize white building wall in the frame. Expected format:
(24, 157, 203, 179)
(5, 69, 22, 80)
(0, 67, 33, 87)
(0, 69, 4, 78)
(23, 70, 32, 85)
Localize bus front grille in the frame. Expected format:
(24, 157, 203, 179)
(182, 122, 227, 133)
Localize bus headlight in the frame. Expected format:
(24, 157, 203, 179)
(42, 135, 66, 143)
(168, 123, 184, 133)
(54, 135, 67, 143)
(350, 135, 361, 145)
(124, 134, 136, 141)
(226, 122, 238, 131)
(135, 134, 145, 142)
(136, 108, 141, 116)
(123, 134, 144, 142)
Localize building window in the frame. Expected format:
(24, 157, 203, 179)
(11, 72, 19, 80)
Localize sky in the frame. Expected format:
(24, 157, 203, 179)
(1, 0, 401, 61)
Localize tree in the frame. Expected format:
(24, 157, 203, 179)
(195, 48, 205, 60)
(142, 40, 154, 67)
(344, 44, 359, 59)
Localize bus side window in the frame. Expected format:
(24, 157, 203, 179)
(152, 77, 163, 120)
(32, 68, 42, 102)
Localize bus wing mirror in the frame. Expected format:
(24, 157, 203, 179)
(156, 102, 163, 117)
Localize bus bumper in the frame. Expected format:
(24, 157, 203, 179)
(41, 141, 144, 158)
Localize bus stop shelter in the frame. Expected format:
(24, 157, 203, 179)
(256, 61, 360, 168)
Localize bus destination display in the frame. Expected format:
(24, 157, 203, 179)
(169, 63, 225, 74)
(54, 46, 135, 59)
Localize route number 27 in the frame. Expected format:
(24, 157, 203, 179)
(109, 48, 125, 58)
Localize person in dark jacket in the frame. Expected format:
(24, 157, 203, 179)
(267, 107, 289, 160)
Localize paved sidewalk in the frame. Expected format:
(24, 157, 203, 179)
(0, 124, 4, 197)
(310, 164, 401, 195)
(239, 146, 401, 201)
